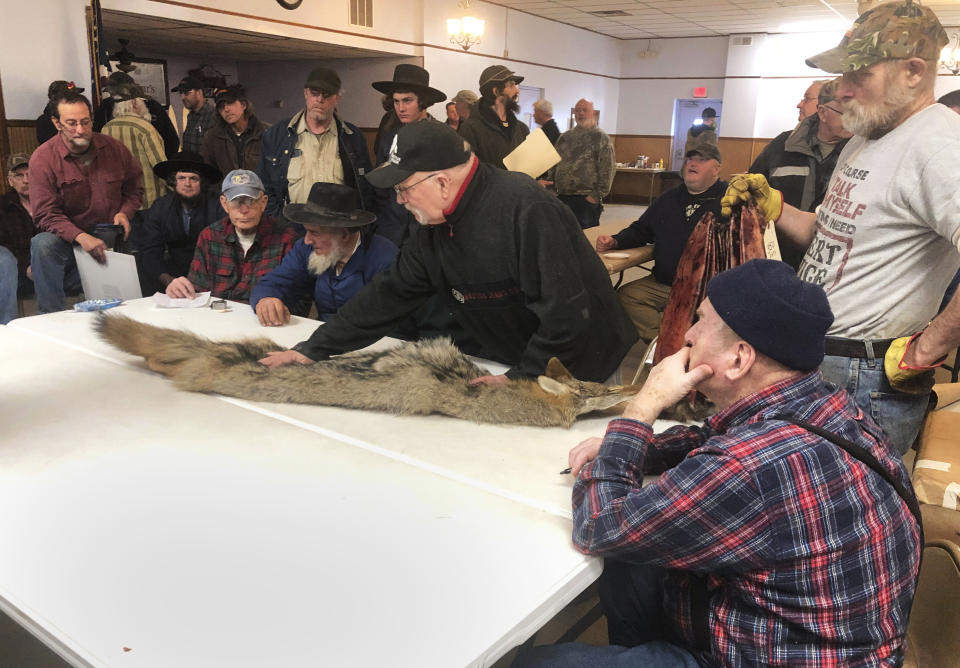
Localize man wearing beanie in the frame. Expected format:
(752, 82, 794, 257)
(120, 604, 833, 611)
(518, 259, 920, 668)
(458, 65, 529, 169)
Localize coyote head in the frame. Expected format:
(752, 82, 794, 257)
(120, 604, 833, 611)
(536, 357, 641, 417)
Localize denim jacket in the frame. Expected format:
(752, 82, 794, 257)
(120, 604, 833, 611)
(257, 110, 374, 219)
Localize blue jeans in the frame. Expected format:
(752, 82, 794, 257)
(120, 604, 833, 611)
(31, 232, 82, 314)
(820, 355, 929, 455)
(513, 561, 700, 668)
(0, 246, 18, 324)
(559, 194, 603, 229)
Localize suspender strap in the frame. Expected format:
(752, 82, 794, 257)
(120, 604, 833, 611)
(780, 416, 924, 544)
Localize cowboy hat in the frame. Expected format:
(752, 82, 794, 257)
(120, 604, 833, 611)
(153, 151, 222, 183)
(283, 182, 376, 228)
(372, 64, 446, 107)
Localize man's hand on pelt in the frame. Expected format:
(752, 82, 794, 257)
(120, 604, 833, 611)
(621, 347, 713, 423)
(721, 174, 783, 221)
(259, 350, 315, 368)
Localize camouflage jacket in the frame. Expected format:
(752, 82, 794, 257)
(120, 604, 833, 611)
(551, 125, 616, 200)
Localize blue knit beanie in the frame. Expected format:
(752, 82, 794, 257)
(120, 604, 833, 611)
(706, 259, 834, 371)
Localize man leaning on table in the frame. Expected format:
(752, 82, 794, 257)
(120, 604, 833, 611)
(516, 259, 920, 668)
(597, 144, 726, 345)
(259, 121, 636, 383)
(166, 169, 296, 303)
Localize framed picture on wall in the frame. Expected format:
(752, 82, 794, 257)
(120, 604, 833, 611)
(107, 58, 170, 106)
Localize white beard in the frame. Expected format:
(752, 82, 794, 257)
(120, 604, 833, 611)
(841, 75, 915, 138)
(307, 248, 344, 276)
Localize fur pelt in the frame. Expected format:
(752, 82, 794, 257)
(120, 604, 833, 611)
(95, 315, 640, 428)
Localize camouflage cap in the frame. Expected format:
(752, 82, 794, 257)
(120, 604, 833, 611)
(806, 0, 947, 73)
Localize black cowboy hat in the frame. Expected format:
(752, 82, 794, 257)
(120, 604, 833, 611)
(371, 64, 446, 108)
(283, 182, 376, 228)
(153, 151, 222, 183)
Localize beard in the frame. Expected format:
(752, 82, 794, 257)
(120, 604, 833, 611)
(175, 190, 204, 209)
(841, 72, 916, 138)
(505, 95, 520, 115)
(307, 246, 346, 276)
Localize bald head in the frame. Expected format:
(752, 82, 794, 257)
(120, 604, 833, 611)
(574, 99, 596, 128)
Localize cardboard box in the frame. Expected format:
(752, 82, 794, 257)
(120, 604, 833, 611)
(912, 383, 960, 510)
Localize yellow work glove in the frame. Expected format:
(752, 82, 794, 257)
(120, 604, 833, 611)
(884, 333, 944, 395)
(721, 174, 784, 221)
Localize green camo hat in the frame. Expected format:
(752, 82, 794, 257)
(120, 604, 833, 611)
(806, 0, 947, 73)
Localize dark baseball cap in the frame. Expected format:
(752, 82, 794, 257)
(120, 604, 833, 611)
(685, 144, 722, 163)
(6, 152, 31, 172)
(47, 80, 84, 99)
(366, 121, 471, 189)
(304, 67, 341, 94)
(171, 76, 204, 93)
(214, 84, 246, 105)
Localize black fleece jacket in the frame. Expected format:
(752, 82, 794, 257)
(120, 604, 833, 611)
(293, 159, 637, 381)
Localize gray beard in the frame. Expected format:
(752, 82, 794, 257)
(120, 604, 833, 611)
(307, 248, 345, 276)
(841, 79, 915, 138)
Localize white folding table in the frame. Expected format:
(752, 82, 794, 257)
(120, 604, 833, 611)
(0, 325, 602, 667)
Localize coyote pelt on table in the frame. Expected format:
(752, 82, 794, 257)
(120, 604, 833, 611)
(95, 315, 639, 428)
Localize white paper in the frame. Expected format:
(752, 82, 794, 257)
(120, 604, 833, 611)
(502, 129, 562, 178)
(152, 291, 212, 308)
(73, 249, 143, 301)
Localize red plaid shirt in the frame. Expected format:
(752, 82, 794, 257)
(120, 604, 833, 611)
(187, 215, 297, 303)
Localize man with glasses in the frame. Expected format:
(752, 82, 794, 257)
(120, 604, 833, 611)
(748, 79, 852, 268)
(257, 67, 373, 222)
(165, 169, 296, 303)
(797, 79, 828, 123)
(1, 153, 37, 323)
(29, 91, 143, 313)
(260, 122, 637, 385)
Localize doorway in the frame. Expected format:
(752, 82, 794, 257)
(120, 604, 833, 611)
(671, 98, 722, 171)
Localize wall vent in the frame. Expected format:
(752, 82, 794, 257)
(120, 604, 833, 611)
(732, 35, 753, 46)
(349, 0, 373, 27)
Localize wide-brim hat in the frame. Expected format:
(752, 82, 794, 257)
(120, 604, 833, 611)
(153, 151, 221, 182)
(283, 182, 376, 228)
(371, 64, 446, 107)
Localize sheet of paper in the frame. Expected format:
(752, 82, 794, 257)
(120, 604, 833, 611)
(73, 249, 143, 301)
(152, 291, 212, 308)
(502, 128, 561, 178)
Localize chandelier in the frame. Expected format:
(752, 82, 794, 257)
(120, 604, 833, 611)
(447, 1, 484, 51)
(940, 33, 960, 75)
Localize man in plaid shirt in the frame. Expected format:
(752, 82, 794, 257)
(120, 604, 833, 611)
(166, 169, 296, 303)
(519, 260, 920, 668)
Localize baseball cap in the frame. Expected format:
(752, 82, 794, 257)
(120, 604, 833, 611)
(47, 80, 84, 99)
(685, 144, 722, 163)
(304, 67, 341, 95)
(214, 84, 246, 105)
(366, 121, 471, 189)
(221, 170, 264, 200)
(171, 76, 204, 93)
(478, 65, 524, 94)
(806, 0, 948, 73)
(6, 152, 31, 172)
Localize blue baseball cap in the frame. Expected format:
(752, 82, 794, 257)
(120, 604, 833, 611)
(221, 170, 264, 200)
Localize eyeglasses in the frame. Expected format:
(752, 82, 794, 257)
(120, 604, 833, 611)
(394, 173, 438, 199)
(820, 104, 843, 115)
(60, 118, 92, 129)
(8, 171, 28, 180)
(225, 195, 260, 209)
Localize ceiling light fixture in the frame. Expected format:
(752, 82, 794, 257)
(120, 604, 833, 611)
(940, 33, 960, 75)
(447, 0, 485, 51)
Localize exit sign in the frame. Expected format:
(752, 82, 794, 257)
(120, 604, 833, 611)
(693, 87, 707, 98)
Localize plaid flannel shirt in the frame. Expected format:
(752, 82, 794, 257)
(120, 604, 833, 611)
(574, 372, 920, 667)
(187, 215, 297, 303)
(182, 101, 217, 156)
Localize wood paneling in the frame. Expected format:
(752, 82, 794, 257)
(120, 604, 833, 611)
(8, 123, 39, 158)
(611, 134, 774, 179)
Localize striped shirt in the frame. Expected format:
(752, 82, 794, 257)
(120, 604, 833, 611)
(187, 215, 297, 303)
(101, 114, 167, 209)
(574, 372, 920, 666)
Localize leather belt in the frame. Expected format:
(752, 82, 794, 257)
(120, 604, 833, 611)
(824, 336, 895, 359)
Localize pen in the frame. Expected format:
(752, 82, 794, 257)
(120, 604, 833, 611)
(559, 467, 572, 475)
